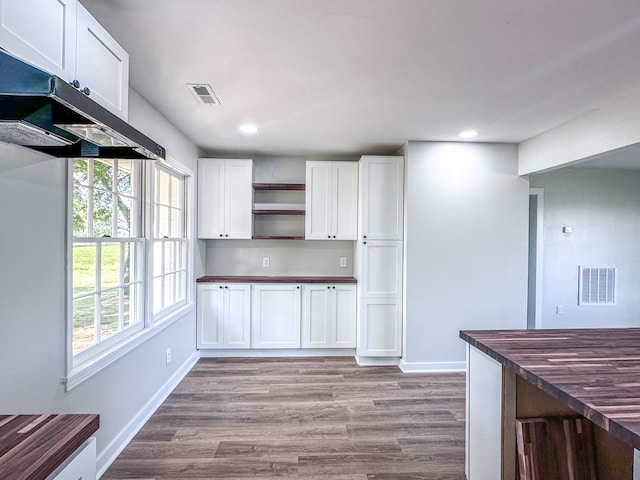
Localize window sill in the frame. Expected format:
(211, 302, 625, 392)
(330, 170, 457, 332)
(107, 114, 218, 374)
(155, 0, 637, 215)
(65, 303, 194, 391)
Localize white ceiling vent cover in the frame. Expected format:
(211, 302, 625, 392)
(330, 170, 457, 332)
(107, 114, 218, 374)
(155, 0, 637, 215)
(579, 266, 616, 305)
(187, 83, 221, 105)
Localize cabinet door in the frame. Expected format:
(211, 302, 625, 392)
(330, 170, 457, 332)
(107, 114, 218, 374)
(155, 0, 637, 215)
(51, 437, 96, 480)
(305, 161, 332, 239)
(360, 156, 404, 240)
(358, 298, 402, 356)
(333, 162, 358, 240)
(360, 240, 403, 298)
(301, 285, 331, 348)
(334, 285, 356, 347)
(223, 159, 253, 239)
(76, 3, 129, 119)
(198, 159, 225, 238)
(0, 0, 77, 79)
(223, 284, 251, 348)
(251, 284, 301, 348)
(197, 284, 225, 348)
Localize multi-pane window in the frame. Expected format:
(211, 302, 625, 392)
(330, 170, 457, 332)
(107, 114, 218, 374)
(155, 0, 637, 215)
(152, 165, 187, 316)
(71, 159, 144, 358)
(69, 157, 191, 376)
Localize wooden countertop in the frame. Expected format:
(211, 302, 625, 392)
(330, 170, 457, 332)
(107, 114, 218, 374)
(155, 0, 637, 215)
(0, 414, 99, 480)
(197, 275, 357, 284)
(460, 328, 640, 451)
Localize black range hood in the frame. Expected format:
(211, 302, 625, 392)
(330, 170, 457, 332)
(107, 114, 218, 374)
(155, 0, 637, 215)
(0, 49, 165, 160)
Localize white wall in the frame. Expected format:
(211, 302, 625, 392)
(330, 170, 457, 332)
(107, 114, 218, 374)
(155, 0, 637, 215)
(530, 168, 640, 328)
(0, 89, 200, 474)
(403, 142, 529, 370)
(519, 90, 640, 175)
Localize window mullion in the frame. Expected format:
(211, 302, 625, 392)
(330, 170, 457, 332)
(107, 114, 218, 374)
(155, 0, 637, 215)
(95, 242, 102, 344)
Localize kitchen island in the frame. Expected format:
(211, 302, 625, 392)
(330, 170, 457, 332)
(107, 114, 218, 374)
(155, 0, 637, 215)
(460, 328, 640, 480)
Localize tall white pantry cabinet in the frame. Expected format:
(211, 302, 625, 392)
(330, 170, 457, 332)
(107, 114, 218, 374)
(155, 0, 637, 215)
(356, 156, 405, 359)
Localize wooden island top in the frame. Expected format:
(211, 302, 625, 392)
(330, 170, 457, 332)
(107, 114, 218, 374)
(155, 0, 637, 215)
(0, 414, 99, 480)
(460, 328, 640, 452)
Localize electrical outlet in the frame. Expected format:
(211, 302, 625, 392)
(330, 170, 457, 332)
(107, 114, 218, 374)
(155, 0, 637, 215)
(166, 348, 172, 365)
(556, 305, 563, 315)
(339, 257, 347, 268)
(262, 257, 270, 268)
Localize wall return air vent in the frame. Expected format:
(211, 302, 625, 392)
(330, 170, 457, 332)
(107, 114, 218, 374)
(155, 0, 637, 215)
(187, 83, 221, 105)
(578, 266, 616, 305)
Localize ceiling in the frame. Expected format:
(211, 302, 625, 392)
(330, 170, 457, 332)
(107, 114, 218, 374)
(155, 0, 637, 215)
(81, 0, 640, 160)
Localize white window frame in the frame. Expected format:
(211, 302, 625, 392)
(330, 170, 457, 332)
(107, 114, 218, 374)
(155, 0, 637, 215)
(150, 162, 189, 319)
(65, 156, 194, 390)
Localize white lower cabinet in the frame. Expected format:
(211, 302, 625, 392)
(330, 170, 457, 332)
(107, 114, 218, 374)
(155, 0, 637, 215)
(49, 437, 96, 480)
(251, 284, 301, 348)
(197, 283, 251, 349)
(302, 284, 356, 348)
(358, 298, 402, 356)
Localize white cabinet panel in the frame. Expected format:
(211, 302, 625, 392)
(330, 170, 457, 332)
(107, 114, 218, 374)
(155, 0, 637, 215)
(0, 0, 77, 79)
(251, 284, 301, 348)
(302, 284, 356, 348)
(358, 298, 402, 356)
(197, 284, 224, 348)
(197, 283, 250, 349)
(359, 156, 404, 241)
(225, 284, 251, 348)
(50, 437, 96, 480)
(306, 161, 358, 240)
(224, 160, 254, 239)
(465, 345, 503, 480)
(198, 158, 253, 239)
(333, 163, 358, 239)
(76, 3, 129, 118)
(360, 240, 403, 298)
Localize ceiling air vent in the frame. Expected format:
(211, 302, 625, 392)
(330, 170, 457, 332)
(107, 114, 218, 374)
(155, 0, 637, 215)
(578, 266, 616, 305)
(187, 83, 221, 105)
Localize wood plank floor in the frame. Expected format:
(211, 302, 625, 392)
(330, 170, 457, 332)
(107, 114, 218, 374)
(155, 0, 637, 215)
(102, 357, 466, 479)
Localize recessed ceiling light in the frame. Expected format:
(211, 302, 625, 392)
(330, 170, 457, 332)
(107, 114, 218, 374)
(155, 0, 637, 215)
(239, 124, 258, 134)
(458, 130, 478, 139)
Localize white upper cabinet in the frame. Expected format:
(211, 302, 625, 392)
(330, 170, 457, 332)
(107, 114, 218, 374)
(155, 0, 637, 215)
(359, 156, 404, 241)
(198, 158, 253, 239)
(305, 161, 358, 240)
(301, 284, 356, 348)
(0, 0, 77, 80)
(75, 3, 129, 118)
(0, 0, 129, 120)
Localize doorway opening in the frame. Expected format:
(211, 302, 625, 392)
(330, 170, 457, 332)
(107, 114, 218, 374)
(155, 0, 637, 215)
(527, 188, 544, 329)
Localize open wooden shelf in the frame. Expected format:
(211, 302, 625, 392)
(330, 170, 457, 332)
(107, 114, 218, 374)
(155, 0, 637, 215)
(253, 209, 305, 215)
(253, 183, 305, 191)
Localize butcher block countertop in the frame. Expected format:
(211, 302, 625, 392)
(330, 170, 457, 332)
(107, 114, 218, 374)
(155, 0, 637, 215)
(197, 275, 357, 284)
(460, 328, 640, 451)
(0, 414, 99, 480)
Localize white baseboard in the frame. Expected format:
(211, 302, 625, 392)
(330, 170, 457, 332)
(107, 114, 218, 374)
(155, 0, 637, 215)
(355, 355, 400, 366)
(97, 351, 199, 478)
(200, 348, 356, 358)
(398, 359, 466, 373)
